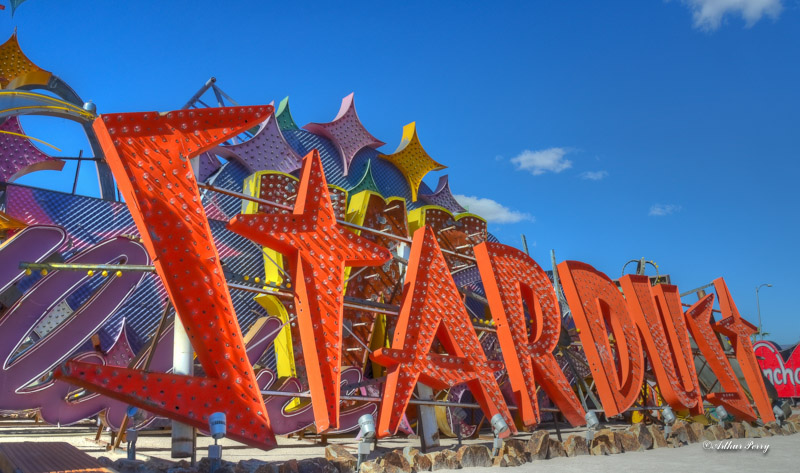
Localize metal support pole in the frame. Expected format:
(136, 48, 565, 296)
(172, 315, 194, 458)
(71, 150, 83, 195)
(182, 77, 217, 109)
(415, 384, 440, 452)
(756, 283, 772, 340)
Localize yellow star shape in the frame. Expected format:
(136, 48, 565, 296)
(379, 122, 445, 201)
(0, 32, 52, 90)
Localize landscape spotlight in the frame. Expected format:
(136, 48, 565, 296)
(773, 404, 786, 423)
(356, 414, 376, 470)
(585, 411, 600, 442)
(662, 406, 676, 435)
(715, 406, 729, 424)
(208, 412, 226, 473)
(490, 413, 508, 456)
(781, 401, 793, 419)
(125, 405, 139, 460)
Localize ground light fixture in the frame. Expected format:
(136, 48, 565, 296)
(208, 412, 227, 473)
(773, 401, 792, 424)
(125, 405, 139, 460)
(584, 411, 600, 442)
(357, 414, 376, 469)
(662, 406, 676, 436)
(490, 413, 509, 456)
(715, 406, 729, 425)
(781, 401, 793, 419)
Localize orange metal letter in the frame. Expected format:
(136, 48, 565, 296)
(619, 276, 702, 413)
(474, 242, 585, 427)
(228, 150, 391, 431)
(557, 261, 644, 417)
(683, 293, 758, 421)
(55, 106, 278, 449)
(711, 278, 775, 422)
(371, 226, 514, 438)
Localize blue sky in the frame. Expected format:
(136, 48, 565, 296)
(5, 1, 799, 344)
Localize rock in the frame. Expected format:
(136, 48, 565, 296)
(253, 465, 278, 473)
(591, 429, 621, 454)
(113, 459, 144, 473)
(562, 435, 589, 457)
(411, 453, 432, 472)
(299, 459, 338, 473)
(278, 460, 299, 473)
(146, 459, 179, 473)
(441, 450, 460, 470)
(764, 422, 787, 436)
(502, 439, 528, 460)
(647, 425, 668, 448)
(455, 445, 492, 468)
(688, 422, 705, 442)
(168, 462, 197, 473)
(526, 431, 550, 460)
(237, 460, 269, 473)
(492, 439, 528, 467)
(402, 447, 431, 472)
(424, 452, 445, 471)
(627, 424, 654, 450)
(616, 431, 642, 452)
(727, 422, 746, 439)
(491, 455, 518, 468)
(743, 423, 762, 438)
(784, 421, 797, 434)
(672, 420, 697, 443)
(359, 461, 383, 473)
(756, 426, 772, 437)
(423, 450, 460, 471)
(546, 439, 566, 458)
(667, 422, 690, 447)
(590, 442, 610, 456)
(379, 451, 412, 473)
(326, 445, 358, 473)
(707, 424, 729, 440)
(198, 459, 236, 473)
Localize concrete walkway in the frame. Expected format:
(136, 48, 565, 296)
(454, 435, 800, 473)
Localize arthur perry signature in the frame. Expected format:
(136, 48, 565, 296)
(703, 440, 770, 454)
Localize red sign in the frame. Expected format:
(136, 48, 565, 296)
(755, 341, 800, 398)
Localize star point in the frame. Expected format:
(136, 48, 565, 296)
(215, 113, 303, 174)
(379, 122, 445, 201)
(303, 93, 385, 176)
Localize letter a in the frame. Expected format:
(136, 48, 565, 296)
(371, 226, 514, 438)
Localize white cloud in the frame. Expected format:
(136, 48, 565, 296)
(454, 195, 534, 224)
(510, 148, 572, 176)
(679, 0, 783, 30)
(580, 170, 609, 181)
(649, 203, 682, 216)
